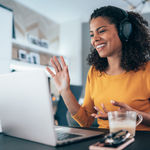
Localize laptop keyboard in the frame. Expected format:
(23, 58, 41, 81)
(56, 131, 82, 141)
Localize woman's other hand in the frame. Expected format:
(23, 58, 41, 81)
(91, 100, 133, 120)
(46, 56, 70, 94)
(111, 100, 133, 112)
(91, 103, 108, 120)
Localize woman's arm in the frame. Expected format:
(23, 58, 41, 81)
(46, 56, 80, 115)
(47, 56, 95, 127)
(60, 88, 80, 115)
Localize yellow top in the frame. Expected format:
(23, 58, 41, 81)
(72, 61, 150, 131)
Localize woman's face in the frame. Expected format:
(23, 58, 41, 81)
(90, 17, 122, 58)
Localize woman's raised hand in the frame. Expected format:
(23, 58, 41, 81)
(46, 56, 70, 94)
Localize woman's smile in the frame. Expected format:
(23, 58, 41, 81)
(96, 43, 107, 53)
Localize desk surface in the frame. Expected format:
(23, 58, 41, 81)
(0, 129, 150, 150)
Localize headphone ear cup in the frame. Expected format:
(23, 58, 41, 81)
(119, 20, 132, 41)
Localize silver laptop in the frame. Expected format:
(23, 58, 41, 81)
(0, 70, 104, 146)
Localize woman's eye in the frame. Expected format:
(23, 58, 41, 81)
(89, 30, 106, 37)
(90, 34, 94, 37)
(99, 30, 106, 33)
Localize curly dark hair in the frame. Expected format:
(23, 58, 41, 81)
(87, 5, 150, 72)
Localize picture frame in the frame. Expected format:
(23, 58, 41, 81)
(29, 52, 40, 64)
(18, 49, 27, 62)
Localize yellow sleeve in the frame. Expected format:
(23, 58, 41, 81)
(72, 67, 96, 127)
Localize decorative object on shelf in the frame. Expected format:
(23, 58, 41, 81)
(18, 49, 27, 62)
(29, 52, 40, 64)
(18, 49, 40, 65)
(26, 54, 32, 64)
(40, 39, 49, 49)
(27, 33, 49, 49)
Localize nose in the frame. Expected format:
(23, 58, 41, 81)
(93, 33, 101, 42)
(91, 34, 101, 47)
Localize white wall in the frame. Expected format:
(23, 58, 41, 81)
(142, 12, 150, 27)
(0, 6, 12, 74)
(59, 19, 82, 85)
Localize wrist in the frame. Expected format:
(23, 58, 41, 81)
(60, 87, 71, 96)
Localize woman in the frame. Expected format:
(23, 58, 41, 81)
(47, 6, 150, 130)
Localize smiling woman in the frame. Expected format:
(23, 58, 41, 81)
(89, 17, 122, 59)
(87, 6, 150, 73)
(47, 5, 150, 131)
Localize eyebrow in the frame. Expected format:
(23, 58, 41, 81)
(90, 25, 107, 33)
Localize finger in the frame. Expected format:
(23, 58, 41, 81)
(111, 100, 126, 110)
(111, 100, 122, 107)
(94, 106, 101, 112)
(101, 103, 108, 113)
(94, 106, 104, 115)
(60, 56, 67, 68)
(95, 115, 101, 118)
(54, 56, 62, 71)
(118, 107, 127, 112)
(65, 65, 70, 78)
(91, 113, 108, 119)
(91, 113, 96, 117)
(99, 111, 105, 115)
(46, 67, 55, 77)
(93, 114, 106, 119)
(91, 113, 100, 118)
(50, 57, 59, 73)
(64, 65, 68, 72)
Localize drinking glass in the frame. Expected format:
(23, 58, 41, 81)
(108, 111, 143, 136)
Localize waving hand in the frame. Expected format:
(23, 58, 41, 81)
(46, 56, 70, 94)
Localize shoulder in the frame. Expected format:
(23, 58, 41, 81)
(133, 61, 150, 76)
(145, 61, 150, 68)
(87, 66, 98, 77)
(139, 61, 150, 80)
(144, 61, 150, 73)
(143, 61, 150, 89)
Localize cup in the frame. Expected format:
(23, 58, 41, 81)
(108, 111, 143, 136)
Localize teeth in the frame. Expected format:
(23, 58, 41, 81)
(96, 44, 105, 48)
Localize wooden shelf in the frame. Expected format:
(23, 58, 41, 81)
(11, 39, 68, 77)
(12, 38, 59, 55)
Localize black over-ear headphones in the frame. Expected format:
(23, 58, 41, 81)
(118, 9, 132, 42)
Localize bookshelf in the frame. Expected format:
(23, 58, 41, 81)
(11, 38, 60, 73)
(12, 39, 58, 55)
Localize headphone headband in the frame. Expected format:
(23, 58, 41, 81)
(120, 8, 128, 18)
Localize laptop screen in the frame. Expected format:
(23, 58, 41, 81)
(0, 70, 57, 145)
